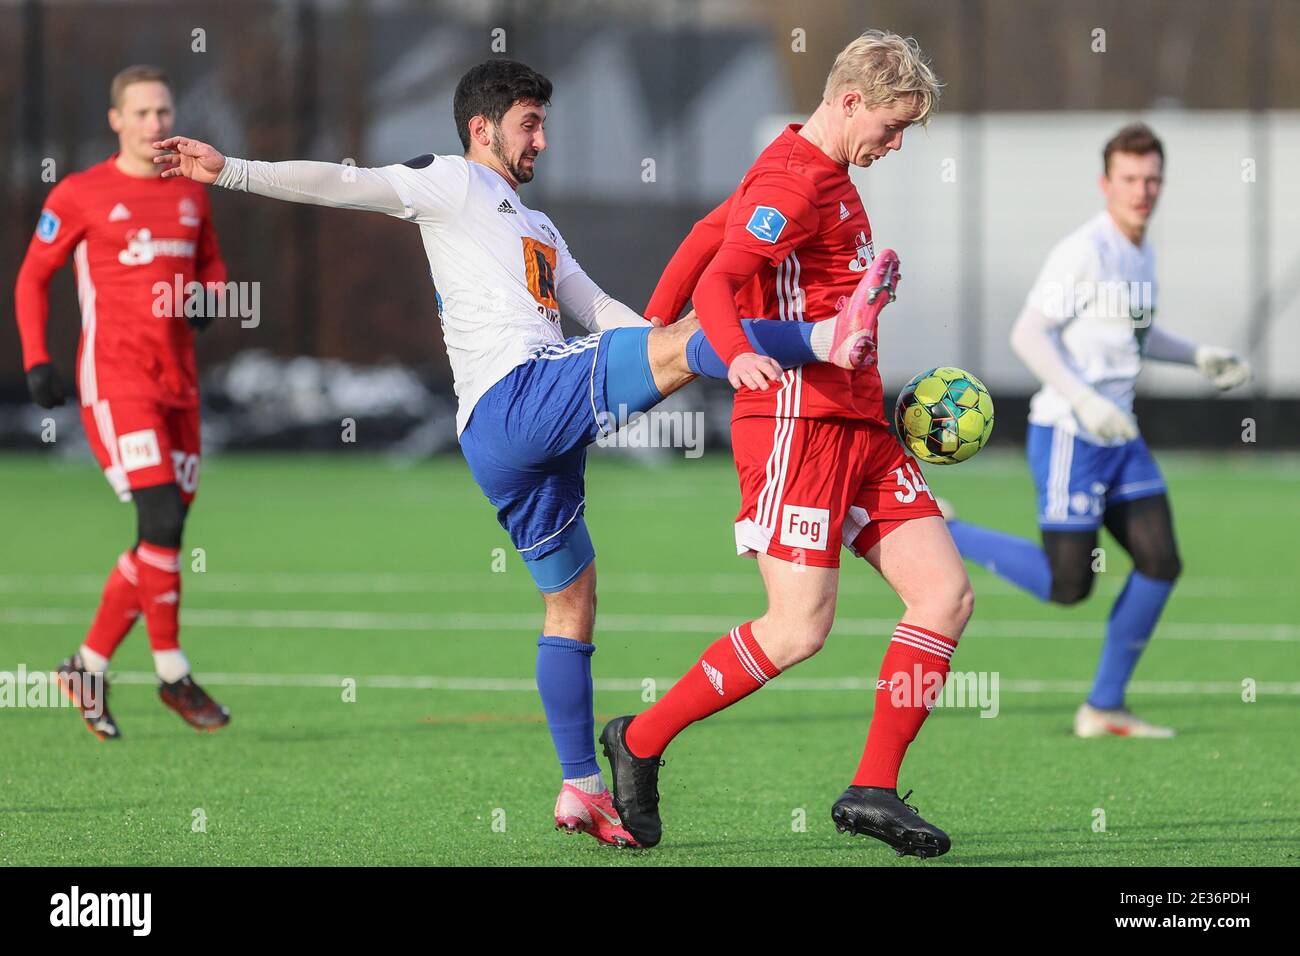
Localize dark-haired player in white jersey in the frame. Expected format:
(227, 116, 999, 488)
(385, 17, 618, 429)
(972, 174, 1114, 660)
(154, 58, 886, 847)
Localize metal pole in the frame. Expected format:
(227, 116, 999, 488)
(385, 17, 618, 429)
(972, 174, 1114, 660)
(959, 0, 985, 378)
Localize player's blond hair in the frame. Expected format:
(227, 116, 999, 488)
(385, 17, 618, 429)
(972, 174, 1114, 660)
(109, 65, 169, 109)
(823, 30, 942, 126)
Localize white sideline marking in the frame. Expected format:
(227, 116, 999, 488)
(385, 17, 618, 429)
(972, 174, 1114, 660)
(0, 571, 1282, 599)
(97, 671, 1300, 696)
(1, 606, 1298, 642)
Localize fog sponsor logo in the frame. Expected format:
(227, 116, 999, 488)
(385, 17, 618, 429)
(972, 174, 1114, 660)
(779, 505, 830, 551)
(49, 886, 151, 936)
(117, 429, 162, 472)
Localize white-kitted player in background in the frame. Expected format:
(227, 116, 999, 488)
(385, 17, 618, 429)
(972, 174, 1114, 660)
(941, 123, 1250, 738)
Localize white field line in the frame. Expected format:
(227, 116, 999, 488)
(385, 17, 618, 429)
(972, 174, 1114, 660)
(91, 671, 1300, 696)
(0, 571, 1284, 599)
(1, 607, 1297, 642)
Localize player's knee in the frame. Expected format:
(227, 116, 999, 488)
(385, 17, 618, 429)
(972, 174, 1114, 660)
(1135, 549, 1182, 583)
(541, 589, 596, 641)
(906, 577, 974, 633)
(134, 484, 186, 549)
(784, 624, 831, 666)
(1049, 569, 1095, 606)
(544, 580, 596, 619)
(953, 580, 975, 631)
(760, 608, 832, 666)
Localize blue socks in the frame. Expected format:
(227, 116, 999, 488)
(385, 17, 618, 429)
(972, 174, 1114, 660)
(1089, 570, 1174, 709)
(947, 520, 1053, 602)
(947, 519, 1174, 709)
(686, 320, 817, 378)
(535, 635, 599, 779)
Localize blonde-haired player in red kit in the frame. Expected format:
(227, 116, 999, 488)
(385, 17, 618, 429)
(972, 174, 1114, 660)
(601, 30, 970, 857)
(14, 65, 231, 738)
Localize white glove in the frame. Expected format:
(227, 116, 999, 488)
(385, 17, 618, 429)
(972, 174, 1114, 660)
(1071, 388, 1138, 442)
(1195, 345, 1251, 391)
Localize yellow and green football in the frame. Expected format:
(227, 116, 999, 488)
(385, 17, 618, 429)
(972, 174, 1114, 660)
(894, 367, 995, 465)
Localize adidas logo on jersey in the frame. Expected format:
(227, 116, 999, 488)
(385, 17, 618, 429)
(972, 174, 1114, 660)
(839, 201, 850, 221)
(497, 199, 517, 215)
(701, 659, 724, 696)
(109, 203, 132, 222)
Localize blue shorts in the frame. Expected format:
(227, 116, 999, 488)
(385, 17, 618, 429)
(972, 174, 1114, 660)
(459, 328, 662, 585)
(1027, 424, 1167, 530)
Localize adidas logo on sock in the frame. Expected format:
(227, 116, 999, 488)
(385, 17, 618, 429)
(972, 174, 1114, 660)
(701, 659, 724, 695)
(497, 199, 517, 215)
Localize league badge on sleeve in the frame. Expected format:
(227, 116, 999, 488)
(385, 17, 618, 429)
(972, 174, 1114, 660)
(745, 205, 787, 244)
(36, 209, 61, 243)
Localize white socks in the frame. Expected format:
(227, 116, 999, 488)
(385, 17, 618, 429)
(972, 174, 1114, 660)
(566, 772, 606, 795)
(809, 319, 836, 361)
(79, 644, 192, 683)
(78, 644, 110, 674)
(153, 649, 191, 684)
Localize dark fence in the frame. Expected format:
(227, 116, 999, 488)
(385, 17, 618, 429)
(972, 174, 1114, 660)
(3, 0, 1297, 446)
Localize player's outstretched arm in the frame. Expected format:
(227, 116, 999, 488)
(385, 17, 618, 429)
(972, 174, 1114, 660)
(154, 136, 408, 217)
(1143, 324, 1251, 390)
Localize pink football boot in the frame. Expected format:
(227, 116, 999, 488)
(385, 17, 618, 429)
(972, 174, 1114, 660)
(828, 248, 901, 370)
(554, 783, 639, 848)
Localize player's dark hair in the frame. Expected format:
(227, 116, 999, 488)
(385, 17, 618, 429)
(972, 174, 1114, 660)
(110, 64, 169, 109)
(1103, 123, 1164, 175)
(454, 59, 552, 151)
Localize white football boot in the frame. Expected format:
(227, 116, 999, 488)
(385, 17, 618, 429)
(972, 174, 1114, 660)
(1074, 702, 1175, 738)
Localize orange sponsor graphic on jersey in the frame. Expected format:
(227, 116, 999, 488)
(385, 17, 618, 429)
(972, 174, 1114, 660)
(522, 236, 558, 310)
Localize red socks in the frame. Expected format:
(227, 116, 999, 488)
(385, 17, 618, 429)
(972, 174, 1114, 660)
(626, 622, 779, 758)
(134, 543, 182, 652)
(852, 622, 958, 789)
(83, 551, 142, 660)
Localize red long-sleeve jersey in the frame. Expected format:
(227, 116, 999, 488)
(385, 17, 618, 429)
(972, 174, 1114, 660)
(15, 155, 226, 408)
(645, 124, 884, 424)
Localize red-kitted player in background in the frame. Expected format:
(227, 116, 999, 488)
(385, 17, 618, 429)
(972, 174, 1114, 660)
(15, 65, 231, 738)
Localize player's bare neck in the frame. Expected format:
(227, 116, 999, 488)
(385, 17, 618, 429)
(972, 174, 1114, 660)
(1107, 208, 1146, 248)
(796, 107, 844, 165)
(114, 153, 163, 179)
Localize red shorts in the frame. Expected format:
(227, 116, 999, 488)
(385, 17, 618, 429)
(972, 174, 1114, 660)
(80, 399, 202, 504)
(732, 416, 942, 568)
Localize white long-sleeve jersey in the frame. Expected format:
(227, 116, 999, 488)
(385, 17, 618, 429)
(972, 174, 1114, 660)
(215, 153, 647, 435)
